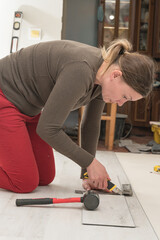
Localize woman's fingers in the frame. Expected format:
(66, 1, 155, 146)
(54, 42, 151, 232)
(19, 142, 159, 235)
(82, 178, 112, 193)
(82, 179, 91, 191)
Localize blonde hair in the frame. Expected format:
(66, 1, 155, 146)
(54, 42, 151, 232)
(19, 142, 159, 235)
(101, 39, 155, 97)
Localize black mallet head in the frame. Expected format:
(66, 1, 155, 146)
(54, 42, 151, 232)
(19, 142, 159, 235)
(82, 190, 100, 210)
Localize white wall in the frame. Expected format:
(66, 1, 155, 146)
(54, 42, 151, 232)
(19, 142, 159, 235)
(0, 0, 63, 58)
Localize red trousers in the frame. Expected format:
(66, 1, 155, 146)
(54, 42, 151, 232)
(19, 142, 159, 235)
(0, 89, 55, 193)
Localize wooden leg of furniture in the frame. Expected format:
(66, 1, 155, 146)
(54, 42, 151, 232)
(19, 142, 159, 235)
(105, 103, 117, 150)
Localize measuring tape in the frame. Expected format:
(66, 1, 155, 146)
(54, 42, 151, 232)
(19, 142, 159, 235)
(10, 11, 23, 53)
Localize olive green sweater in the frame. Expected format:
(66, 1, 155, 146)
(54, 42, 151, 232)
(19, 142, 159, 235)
(0, 40, 105, 170)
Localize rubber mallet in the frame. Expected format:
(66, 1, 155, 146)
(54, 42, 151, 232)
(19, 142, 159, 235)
(16, 190, 99, 210)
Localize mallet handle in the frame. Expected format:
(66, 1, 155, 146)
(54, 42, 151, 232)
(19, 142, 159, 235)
(53, 197, 82, 204)
(16, 197, 82, 206)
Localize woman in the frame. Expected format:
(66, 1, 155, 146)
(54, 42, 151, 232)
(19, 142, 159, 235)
(0, 39, 155, 193)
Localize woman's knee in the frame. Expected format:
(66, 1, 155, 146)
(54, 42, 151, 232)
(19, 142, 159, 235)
(13, 175, 39, 193)
(39, 170, 56, 186)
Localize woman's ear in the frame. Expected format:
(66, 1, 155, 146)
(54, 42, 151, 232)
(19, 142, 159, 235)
(111, 70, 122, 80)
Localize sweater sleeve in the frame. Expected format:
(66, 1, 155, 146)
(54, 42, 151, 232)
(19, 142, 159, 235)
(36, 62, 96, 168)
(80, 94, 105, 178)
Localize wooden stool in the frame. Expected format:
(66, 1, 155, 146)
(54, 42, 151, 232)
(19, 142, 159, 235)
(78, 103, 117, 150)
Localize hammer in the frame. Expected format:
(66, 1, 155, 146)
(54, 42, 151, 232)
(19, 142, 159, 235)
(16, 190, 99, 210)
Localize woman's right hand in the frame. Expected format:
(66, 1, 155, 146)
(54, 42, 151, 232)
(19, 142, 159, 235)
(86, 158, 111, 190)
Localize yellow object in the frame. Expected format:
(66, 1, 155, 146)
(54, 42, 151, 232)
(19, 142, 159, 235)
(154, 165, 160, 172)
(151, 125, 160, 144)
(29, 28, 41, 40)
(83, 172, 116, 191)
(31, 30, 40, 38)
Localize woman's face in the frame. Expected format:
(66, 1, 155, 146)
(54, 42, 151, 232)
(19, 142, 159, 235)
(96, 65, 143, 106)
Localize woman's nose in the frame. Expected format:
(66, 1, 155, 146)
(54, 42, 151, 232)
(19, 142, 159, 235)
(118, 98, 127, 106)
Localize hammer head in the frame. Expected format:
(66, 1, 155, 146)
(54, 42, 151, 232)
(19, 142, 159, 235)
(83, 190, 99, 210)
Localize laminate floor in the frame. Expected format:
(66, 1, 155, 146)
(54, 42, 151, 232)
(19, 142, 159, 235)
(0, 151, 159, 240)
(116, 152, 160, 239)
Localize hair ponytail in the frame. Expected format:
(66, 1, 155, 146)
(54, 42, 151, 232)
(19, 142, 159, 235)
(101, 38, 132, 67)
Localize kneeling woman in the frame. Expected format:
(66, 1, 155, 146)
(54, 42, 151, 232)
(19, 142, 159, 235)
(0, 38, 155, 193)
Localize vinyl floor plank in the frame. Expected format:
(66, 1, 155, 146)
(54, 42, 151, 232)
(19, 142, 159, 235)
(82, 194, 135, 227)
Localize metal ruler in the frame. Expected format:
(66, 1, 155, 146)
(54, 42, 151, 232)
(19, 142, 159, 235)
(10, 11, 23, 53)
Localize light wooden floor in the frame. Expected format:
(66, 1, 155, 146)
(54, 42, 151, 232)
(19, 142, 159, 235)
(116, 152, 160, 239)
(0, 151, 159, 240)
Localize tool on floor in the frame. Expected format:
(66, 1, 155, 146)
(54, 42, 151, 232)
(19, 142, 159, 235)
(122, 184, 133, 196)
(83, 172, 123, 195)
(154, 165, 160, 172)
(75, 184, 133, 196)
(16, 190, 99, 211)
